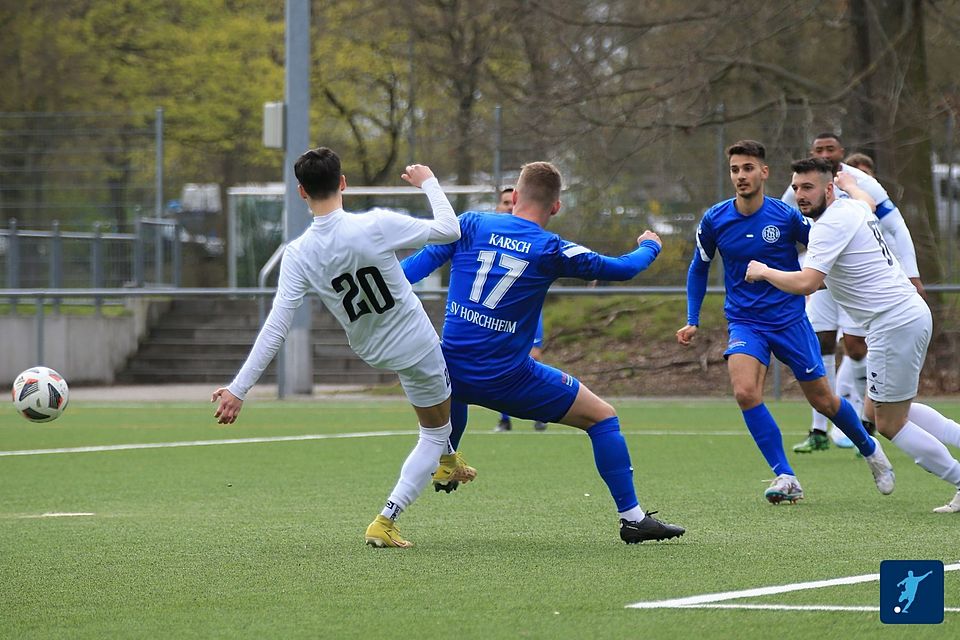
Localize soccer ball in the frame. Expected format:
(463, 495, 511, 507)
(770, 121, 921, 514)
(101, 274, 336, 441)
(11, 366, 69, 423)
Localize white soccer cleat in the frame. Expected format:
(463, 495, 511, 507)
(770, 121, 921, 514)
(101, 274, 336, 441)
(864, 436, 895, 495)
(933, 491, 960, 514)
(764, 474, 804, 504)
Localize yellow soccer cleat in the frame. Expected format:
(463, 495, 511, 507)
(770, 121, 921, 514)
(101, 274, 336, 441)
(365, 515, 413, 548)
(432, 451, 477, 493)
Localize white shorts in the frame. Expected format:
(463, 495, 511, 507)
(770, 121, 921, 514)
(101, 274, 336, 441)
(395, 343, 451, 408)
(805, 289, 866, 337)
(864, 298, 932, 403)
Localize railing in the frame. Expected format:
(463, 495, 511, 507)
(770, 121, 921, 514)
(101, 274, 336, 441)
(1, 218, 183, 312)
(4, 285, 958, 399)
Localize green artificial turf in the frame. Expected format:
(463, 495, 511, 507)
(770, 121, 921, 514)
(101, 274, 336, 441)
(1, 399, 958, 639)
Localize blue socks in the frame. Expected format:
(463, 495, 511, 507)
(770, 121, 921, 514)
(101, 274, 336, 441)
(742, 404, 794, 476)
(587, 416, 639, 512)
(828, 397, 875, 456)
(449, 400, 469, 450)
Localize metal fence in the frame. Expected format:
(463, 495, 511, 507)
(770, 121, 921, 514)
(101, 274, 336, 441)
(0, 218, 182, 310)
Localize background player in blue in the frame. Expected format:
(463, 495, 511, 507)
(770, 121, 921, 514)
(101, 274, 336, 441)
(675, 140, 894, 504)
(492, 186, 547, 433)
(402, 161, 684, 544)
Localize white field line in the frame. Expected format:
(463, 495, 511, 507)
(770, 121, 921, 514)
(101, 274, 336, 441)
(0, 431, 413, 457)
(0, 430, 751, 458)
(627, 562, 960, 610)
(18, 512, 96, 518)
(675, 604, 960, 612)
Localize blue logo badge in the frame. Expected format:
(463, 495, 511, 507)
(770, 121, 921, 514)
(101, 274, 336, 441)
(880, 560, 944, 624)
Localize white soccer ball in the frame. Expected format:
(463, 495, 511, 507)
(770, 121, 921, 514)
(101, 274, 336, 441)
(11, 366, 69, 423)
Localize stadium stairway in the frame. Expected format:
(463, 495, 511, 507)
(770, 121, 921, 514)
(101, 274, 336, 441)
(116, 297, 445, 385)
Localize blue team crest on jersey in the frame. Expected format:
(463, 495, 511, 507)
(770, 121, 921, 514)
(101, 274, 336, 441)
(761, 225, 780, 243)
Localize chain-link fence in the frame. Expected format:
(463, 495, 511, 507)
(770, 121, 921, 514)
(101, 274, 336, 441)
(0, 110, 163, 233)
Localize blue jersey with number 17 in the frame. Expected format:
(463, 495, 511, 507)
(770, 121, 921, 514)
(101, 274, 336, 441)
(402, 211, 661, 381)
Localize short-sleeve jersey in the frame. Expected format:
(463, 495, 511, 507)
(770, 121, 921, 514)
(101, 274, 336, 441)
(409, 211, 654, 379)
(803, 198, 916, 327)
(694, 196, 811, 328)
(274, 208, 440, 370)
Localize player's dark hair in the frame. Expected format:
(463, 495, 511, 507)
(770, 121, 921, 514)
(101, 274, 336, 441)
(294, 147, 342, 199)
(726, 140, 766, 162)
(791, 156, 835, 178)
(517, 162, 562, 208)
(813, 132, 842, 145)
(499, 186, 514, 195)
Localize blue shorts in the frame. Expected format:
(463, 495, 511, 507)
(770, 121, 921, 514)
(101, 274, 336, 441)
(725, 317, 825, 382)
(451, 357, 579, 423)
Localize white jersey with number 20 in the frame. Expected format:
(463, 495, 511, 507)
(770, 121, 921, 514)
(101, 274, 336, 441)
(226, 177, 458, 400)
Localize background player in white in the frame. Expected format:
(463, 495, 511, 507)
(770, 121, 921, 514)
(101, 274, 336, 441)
(782, 133, 924, 453)
(748, 157, 960, 513)
(844, 152, 875, 176)
(211, 147, 470, 547)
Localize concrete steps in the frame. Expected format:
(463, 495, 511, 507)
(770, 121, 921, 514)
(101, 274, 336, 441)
(117, 297, 444, 386)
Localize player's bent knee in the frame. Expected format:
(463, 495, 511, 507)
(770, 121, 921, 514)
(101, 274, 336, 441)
(732, 387, 762, 409)
(560, 386, 615, 429)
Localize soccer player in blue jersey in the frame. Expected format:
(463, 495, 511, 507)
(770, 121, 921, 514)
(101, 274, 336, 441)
(676, 140, 895, 504)
(402, 161, 685, 543)
(493, 186, 547, 433)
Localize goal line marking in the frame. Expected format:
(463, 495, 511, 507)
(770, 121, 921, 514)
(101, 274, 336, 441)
(627, 562, 960, 611)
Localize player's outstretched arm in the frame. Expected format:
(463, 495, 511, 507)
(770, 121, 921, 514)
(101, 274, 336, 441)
(401, 243, 455, 284)
(401, 164, 460, 244)
(745, 260, 825, 295)
(554, 230, 662, 282)
(216, 251, 305, 421)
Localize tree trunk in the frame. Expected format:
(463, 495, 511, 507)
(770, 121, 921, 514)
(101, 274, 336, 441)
(871, 0, 943, 285)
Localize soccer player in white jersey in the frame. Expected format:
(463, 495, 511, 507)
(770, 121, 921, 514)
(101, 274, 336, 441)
(748, 156, 960, 513)
(211, 147, 473, 547)
(781, 134, 924, 454)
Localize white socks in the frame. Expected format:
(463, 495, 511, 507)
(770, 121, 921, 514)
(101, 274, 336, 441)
(381, 422, 452, 520)
(908, 403, 960, 449)
(810, 353, 836, 432)
(836, 355, 865, 418)
(891, 421, 960, 488)
(619, 506, 646, 522)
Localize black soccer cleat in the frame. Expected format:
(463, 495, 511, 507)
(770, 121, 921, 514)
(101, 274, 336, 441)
(619, 512, 685, 544)
(434, 480, 459, 493)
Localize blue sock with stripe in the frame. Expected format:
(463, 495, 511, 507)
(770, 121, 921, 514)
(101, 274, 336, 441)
(587, 416, 639, 512)
(828, 397, 875, 456)
(742, 404, 794, 476)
